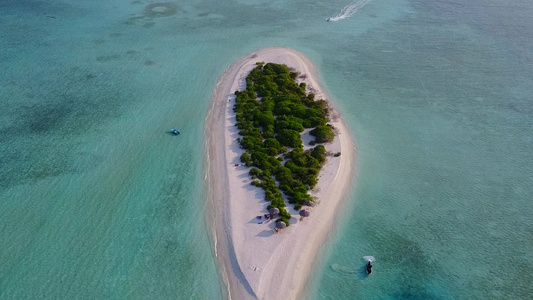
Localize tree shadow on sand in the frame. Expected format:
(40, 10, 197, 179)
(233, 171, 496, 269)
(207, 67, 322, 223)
(256, 230, 274, 237)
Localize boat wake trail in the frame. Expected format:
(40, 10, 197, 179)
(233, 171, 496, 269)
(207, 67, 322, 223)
(328, 0, 372, 22)
(363, 256, 375, 262)
(331, 263, 356, 274)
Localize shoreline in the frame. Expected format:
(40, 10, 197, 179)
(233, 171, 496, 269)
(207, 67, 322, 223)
(205, 47, 356, 299)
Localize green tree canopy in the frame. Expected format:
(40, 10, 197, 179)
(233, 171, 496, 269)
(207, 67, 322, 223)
(310, 125, 334, 143)
(232, 62, 334, 214)
(276, 129, 303, 148)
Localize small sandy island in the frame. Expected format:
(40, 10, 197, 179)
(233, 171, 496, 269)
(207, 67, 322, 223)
(205, 47, 356, 300)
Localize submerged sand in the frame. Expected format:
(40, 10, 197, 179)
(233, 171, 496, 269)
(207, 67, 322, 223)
(205, 47, 356, 300)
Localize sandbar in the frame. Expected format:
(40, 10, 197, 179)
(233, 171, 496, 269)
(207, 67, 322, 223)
(205, 47, 356, 300)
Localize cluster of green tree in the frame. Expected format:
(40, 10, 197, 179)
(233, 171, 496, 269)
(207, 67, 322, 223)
(234, 62, 334, 225)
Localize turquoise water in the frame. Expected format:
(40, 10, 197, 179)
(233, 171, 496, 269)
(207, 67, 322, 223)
(1, 0, 531, 299)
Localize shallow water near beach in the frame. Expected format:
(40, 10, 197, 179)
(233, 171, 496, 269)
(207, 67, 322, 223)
(1, 0, 532, 299)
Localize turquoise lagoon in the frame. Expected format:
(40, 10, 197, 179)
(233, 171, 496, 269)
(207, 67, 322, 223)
(1, 0, 531, 299)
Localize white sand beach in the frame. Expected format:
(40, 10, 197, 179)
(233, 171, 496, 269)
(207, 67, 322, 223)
(205, 47, 356, 300)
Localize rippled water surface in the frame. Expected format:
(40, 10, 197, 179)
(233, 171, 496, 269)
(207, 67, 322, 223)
(1, 0, 531, 299)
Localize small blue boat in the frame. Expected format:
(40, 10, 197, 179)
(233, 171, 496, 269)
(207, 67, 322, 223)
(171, 129, 180, 135)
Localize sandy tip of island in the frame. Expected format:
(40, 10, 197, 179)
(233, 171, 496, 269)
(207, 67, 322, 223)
(205, 47, 356, 300)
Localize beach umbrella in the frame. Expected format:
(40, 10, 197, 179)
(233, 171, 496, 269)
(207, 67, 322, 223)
(269, 207, 280, 216)
(275, 221, 287, 229)
(303, 201, 315, 207)
(299, 209, 310, 218)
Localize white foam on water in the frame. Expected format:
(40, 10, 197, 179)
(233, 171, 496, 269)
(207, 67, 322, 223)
(328, 0, 372, 22)
(331, 263, 356, 274)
